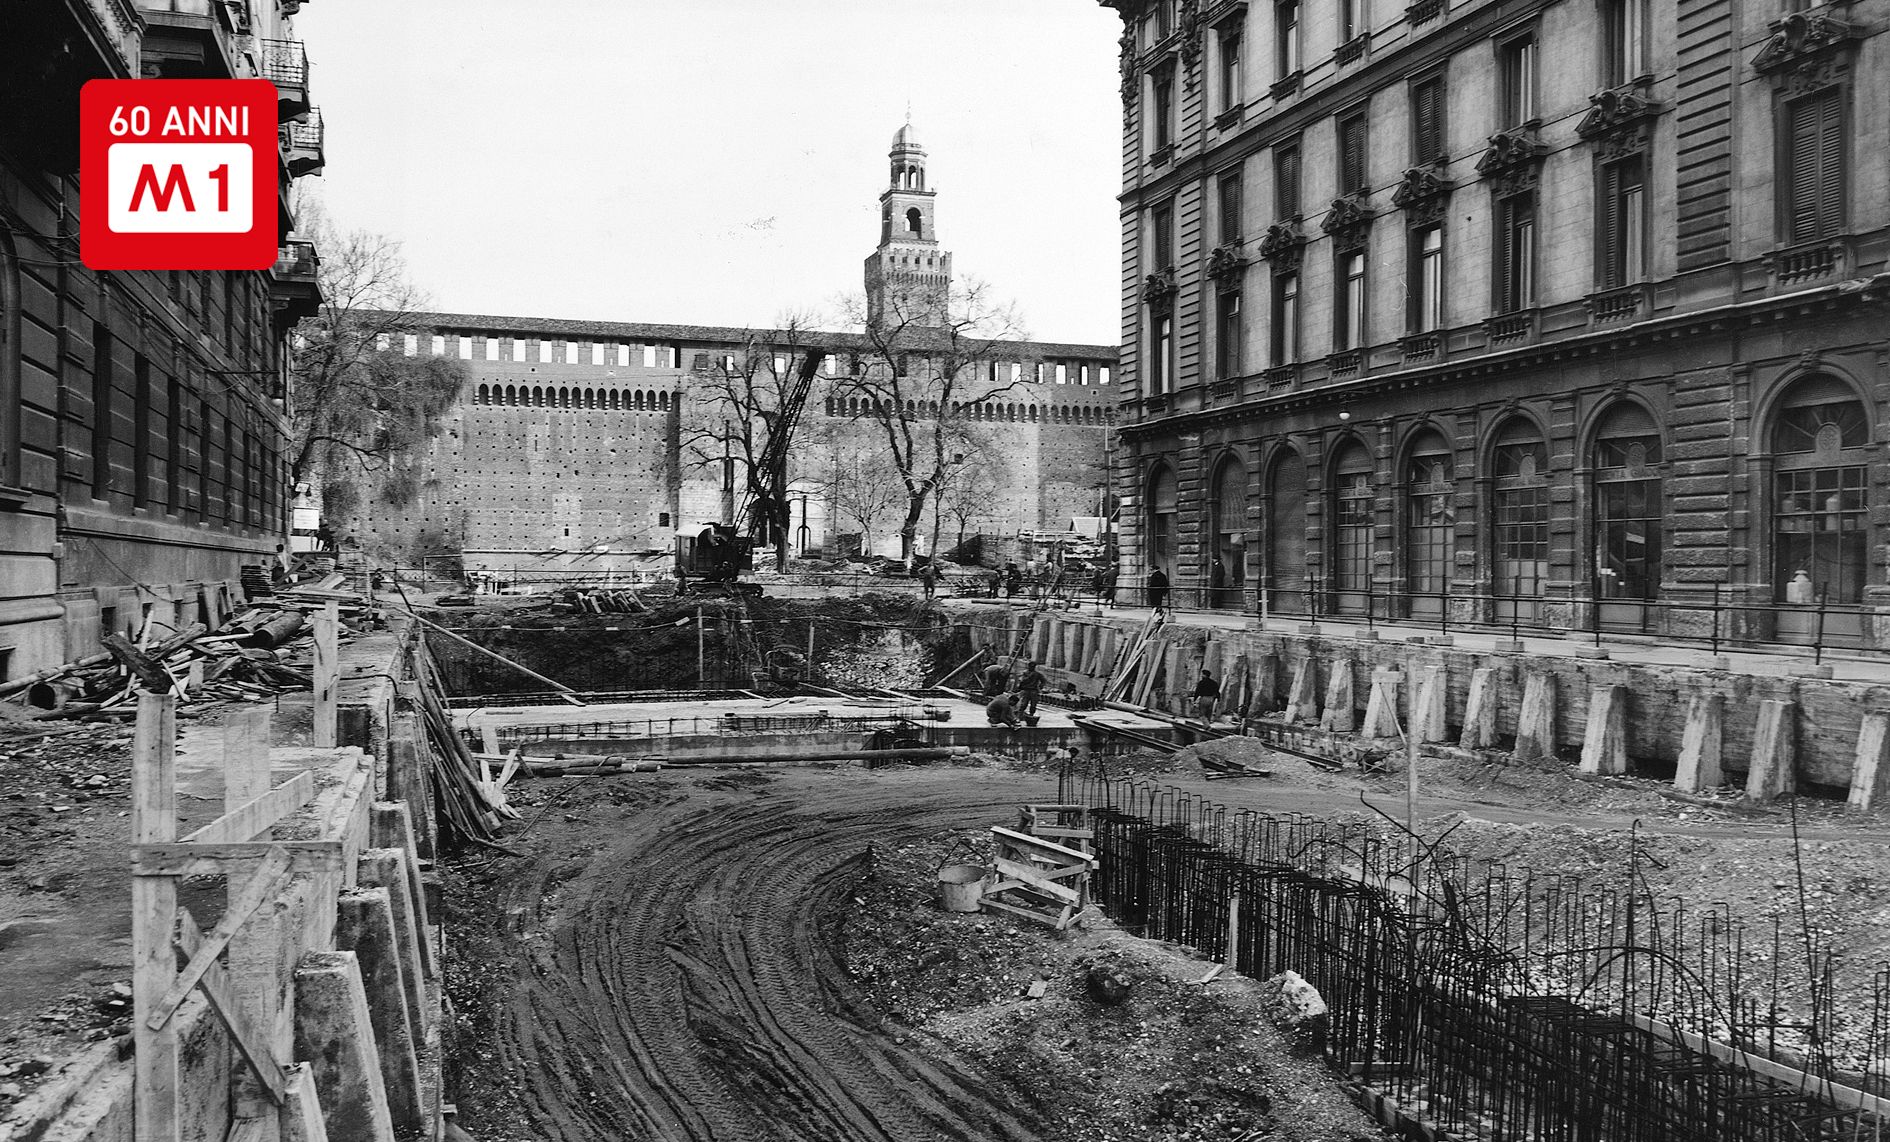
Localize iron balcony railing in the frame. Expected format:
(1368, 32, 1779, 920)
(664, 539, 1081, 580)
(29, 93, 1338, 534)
(284, 107, 322, 151)
(259, 38, 307, 88)
(272, 240, 318, 278)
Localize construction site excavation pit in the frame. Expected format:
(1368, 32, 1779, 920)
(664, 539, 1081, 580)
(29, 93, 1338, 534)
(430, 595, 1890, 1142)
(427, 595, 1386, 1142)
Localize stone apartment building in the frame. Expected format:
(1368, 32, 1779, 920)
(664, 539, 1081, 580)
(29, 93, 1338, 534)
(0, 0, 324, 676)
(351, 126, 1119, 570)
(1104, 0, 1890, 647)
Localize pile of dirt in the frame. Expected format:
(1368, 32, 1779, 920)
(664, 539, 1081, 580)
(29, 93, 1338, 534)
(837, 828, 1386, 1142)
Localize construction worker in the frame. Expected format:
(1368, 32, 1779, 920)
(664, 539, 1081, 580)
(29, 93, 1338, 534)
(980, 658, 1012, 699)
(986, 689, 1023, 729)
(918, 560, 939, 600)
(1017, 660, 1045, 717)
(1192, 669, 1221, 722)
(1003, 562, 1022, 599)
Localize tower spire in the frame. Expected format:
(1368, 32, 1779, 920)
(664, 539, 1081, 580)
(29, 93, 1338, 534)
(865, 120, 952, 328)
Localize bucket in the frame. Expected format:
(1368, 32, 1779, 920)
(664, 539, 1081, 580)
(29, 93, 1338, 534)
(936, 864, 987, 913)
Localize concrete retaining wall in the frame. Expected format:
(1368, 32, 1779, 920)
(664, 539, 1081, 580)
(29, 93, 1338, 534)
(961, 605, 1889, 795)
(2, 625, 447, 1142)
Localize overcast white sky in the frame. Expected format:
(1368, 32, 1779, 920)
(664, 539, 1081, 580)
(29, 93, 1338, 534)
(295, 0, 1125, 346)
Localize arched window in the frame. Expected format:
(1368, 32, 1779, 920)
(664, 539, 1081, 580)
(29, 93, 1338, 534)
(475, 384, 488, 404)
(1208, 456, 1248, 607)
(1404, 429, 1456, 620)
(660, 392, 671, 410)
(1331, 438, 1375, 613)
(1591, 402, 1663, 625)
(906, 207, 922, 235)
(504, 385, 517, 406)
(1771, 375, 1871, 619)
(1490, 417, 1549, 624)
(1267, 449, 1308, 615)
(532, 386, 544, 406)
(1147, 465, 1178, 573)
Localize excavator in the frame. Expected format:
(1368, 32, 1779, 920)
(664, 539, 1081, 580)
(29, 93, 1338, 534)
(674, 347, 829, 598)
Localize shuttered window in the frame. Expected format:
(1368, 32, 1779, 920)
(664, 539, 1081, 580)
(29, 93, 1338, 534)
(1220, 169, 1244, 244)
(1496, 192, 1536, 313)
(1275, 143, 1301, 218)
(1412, 77, 1445, 164)
(1338, 113, 1368, 194)
(1599, 155, 1646, 288)
(1784, 88, 1844, 243)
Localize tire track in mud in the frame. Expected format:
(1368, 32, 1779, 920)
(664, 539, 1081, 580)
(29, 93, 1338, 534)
(464, 777, 1053, 1142)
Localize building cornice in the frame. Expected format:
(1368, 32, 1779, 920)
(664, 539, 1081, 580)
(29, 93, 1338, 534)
(1116, 272, 1890, 438)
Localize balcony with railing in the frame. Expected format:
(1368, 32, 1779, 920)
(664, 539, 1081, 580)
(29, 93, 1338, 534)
(282, 107, 324, 178)
(269, 240, 322, 325)
(261, 38, 311, 117)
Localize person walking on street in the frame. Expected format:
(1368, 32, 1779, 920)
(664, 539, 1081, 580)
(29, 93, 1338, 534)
(1017, 660, 1045, 717)
(1147, 566, 1170, 611)
(1192, 669, 1221, 722)
(1102, 565, 1118, 608)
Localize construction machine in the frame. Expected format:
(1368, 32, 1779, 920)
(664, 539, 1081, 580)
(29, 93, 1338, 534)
(674, 347, 829, 597)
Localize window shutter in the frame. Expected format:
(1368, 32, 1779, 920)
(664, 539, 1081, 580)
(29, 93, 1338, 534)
(1788, 94, 1826, 243)
(1496, 200, 1514, 311)
(1414, 80, 1442, 162)
(1341, 118, 1365, 193)
(1816, 89, 1843, 238)
(1277, 146, 1301, 217)
(1600, 162, 1622, 288)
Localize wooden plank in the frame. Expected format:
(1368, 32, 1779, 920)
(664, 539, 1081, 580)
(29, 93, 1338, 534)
(978, 896, 1068, 928)
(313, 602, 338, 749)
(132, 692, 181, 1142)
(1623, 1011, 1890, 1117)
(147, 847, 292, 1030)
(993, 857, 1081, 903)
(990, 825, 1097, 866)
(174, 910, 286, 1105)
(104, 633, 174, 693)
(133, 840, 342, 877)
(182, 772, 316, 845)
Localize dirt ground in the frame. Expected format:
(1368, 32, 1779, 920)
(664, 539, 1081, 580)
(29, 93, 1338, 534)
(0, 692, 315, 1109)
(443, 764, 1386, 1142)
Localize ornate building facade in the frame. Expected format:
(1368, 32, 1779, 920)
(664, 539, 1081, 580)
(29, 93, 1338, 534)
(0, 1, 323, 676)
(1104, 0, 1890, 646)
(349, 127, 1118, 570)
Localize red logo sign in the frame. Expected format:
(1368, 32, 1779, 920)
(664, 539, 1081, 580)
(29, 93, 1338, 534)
(80, 80, 278, 271)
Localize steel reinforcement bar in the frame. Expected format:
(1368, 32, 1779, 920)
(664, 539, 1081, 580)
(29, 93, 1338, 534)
(1066, 773, 1888, 1142)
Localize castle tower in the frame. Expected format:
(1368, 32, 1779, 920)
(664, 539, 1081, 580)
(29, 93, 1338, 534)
(864, 121, 953, 328)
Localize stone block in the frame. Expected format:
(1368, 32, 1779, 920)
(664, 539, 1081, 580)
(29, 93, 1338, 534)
(1413, 665, 1448, 744)
(1846, 712, 1890, 810)
(282, 1063, 329, 1142)
(1745, 699, 1796, 803)
(1319, 661, 1356, 734)
(1460, 667, 1498, 749)
(335, 890, 425, 1136)
(1674, 692, 1724, 793)
(1577, 685, 1629, 776)
(1285, 658, 1320, 724)
(1514, 674, 1557, 763)
(1361, 669, 1402, 741)
(292, 951, 396, 1142)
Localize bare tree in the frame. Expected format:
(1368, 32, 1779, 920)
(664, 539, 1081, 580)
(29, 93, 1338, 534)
(840, 276, 1027, 560)
(935, 450, 1006, 560)
(679, 314, 829, 572)
(820, 445, 905, 558)
(287, 205, 468, 526)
